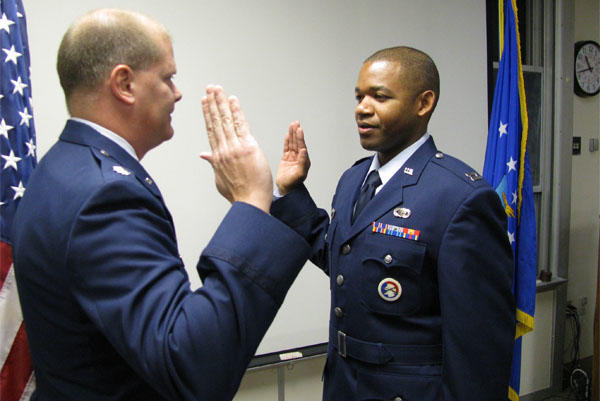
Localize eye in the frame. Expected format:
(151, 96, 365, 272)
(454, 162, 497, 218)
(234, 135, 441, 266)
(374, 93, 388, 101)
(355, 94, 364, 102)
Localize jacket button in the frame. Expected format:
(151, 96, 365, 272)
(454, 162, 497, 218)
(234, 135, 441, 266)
(384, 254, 393, 264)
(336, 275, 344, 286)
(334, 307, 343, 317)
(394, 397, 403, 401)
(341, 244, 351, 254)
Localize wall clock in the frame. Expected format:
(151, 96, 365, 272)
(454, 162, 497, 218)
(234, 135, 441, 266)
(574, 40, 600, 97)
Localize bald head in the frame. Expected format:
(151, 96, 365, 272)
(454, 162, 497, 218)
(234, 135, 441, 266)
(365, 46, 440, 110)
(57, 9, 170, 104)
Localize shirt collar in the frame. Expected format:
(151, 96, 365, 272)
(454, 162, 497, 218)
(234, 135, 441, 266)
(366, 132, 430, 193)
(69, 117, 139, 161)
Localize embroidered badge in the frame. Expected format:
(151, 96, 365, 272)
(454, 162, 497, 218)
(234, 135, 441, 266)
(112, 165, 131, 176)
(403, 167, 414, 175)
(378, 278, 402, 302)
(372, 221, 420, 241)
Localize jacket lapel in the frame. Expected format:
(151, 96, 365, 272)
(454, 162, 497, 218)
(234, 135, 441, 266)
(334, 158, 371, 239)
(345, 137, 438, 240)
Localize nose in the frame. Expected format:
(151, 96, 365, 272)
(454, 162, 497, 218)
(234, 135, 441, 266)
(355, 97, 372, 117)
(174, 84, 182, 102)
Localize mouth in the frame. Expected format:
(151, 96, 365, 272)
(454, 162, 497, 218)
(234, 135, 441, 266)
(357, 122, 378, 135)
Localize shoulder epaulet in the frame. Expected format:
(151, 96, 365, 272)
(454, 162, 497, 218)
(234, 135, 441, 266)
(431, 151, 486, 186)
(91, 147, 135, 182)
(352, 156, 371, 167)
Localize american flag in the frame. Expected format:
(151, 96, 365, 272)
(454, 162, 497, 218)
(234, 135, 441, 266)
(1, 0, 37, 399)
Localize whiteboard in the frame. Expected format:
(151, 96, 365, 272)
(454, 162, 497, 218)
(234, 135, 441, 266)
(25, 0, 488, 356)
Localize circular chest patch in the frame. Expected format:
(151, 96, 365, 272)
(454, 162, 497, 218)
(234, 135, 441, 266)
(378, 278, 402, 302)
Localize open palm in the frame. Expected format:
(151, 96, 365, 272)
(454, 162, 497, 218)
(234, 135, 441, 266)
(276, 121, 311, 196)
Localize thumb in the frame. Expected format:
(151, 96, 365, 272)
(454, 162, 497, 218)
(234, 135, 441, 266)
(199, 152, 214, 165)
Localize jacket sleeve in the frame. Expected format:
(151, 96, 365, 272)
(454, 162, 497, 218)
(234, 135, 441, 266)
(437, 186, 515, 400)
(67, 180, 311, 401)
(270, 184, 332, 274)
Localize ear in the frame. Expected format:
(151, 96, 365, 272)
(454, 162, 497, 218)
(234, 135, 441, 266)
(415, 90, 436, 117)
(109, 64, 135, 105)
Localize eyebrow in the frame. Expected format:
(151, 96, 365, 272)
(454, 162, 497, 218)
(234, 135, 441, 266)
(355, 85, 391, 93)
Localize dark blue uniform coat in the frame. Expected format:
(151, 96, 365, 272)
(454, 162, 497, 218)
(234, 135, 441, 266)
(11, 120, 311, 401)
(272, 137, 515, 401)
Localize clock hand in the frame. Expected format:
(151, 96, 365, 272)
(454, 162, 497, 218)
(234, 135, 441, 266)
(585, 55, 593, 70)
(577, 67, 593, 73)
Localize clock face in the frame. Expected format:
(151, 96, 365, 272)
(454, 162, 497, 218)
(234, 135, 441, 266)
(575, 41, 600, 96)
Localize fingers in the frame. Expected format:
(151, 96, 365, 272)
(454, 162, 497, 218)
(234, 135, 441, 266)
(289, 121, 299, 154)
(201, 85, 241, 154)
(229, 96, 251, 140)
(283, 121, 302, 157)
(214, 87, 237, 144)
(295, 124, 306, 151)
(201, 96, 216, 151)
(297, 126, 310, 166)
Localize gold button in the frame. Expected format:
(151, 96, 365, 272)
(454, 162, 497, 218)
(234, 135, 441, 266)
(341, 244, 351, 255)
(384, 254, 393, 264)
(336, 275, 344, 286)
(145, 177, 153, 185)
(435, 152, 444, 159)
(334, 307, 343, 317)
(100, 149, 109, 156)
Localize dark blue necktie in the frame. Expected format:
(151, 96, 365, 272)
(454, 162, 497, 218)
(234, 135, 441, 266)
(352, 170, 381, 223)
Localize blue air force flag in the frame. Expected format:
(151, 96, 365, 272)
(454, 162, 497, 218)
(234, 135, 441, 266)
(483, 1, 537, 400)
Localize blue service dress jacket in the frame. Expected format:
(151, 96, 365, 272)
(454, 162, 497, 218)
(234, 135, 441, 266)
(11, 120, 311, 401)
(271, 137, 515, 401)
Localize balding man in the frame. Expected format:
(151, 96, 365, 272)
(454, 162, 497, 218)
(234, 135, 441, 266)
(12, 9, 309, 401)
(273, 46, 515, 400)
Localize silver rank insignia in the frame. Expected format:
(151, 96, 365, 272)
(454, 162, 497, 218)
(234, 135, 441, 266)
(393, 207, 411, 219)
(378, 278, 402, 302)
(113, 165, 131, 176)
(403, 167, 414, 175)
(465, 171, 482, 182)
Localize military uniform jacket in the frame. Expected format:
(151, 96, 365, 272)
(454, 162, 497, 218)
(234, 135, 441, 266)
(12, 120, 311, 401)
(271, 137, 515, 401)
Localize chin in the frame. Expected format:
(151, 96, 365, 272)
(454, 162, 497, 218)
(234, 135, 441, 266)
(359, 137, 377, 152)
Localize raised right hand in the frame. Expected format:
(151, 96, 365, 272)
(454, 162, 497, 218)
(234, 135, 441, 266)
(276, 121, 311, 196)
(200, 85, 273, 213)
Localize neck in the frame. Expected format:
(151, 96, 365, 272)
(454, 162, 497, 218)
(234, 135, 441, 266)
(69, 95, 147, 159)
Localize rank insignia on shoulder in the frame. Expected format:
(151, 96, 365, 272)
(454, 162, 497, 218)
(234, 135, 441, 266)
(378, 278, 402, 302)
(112, 165, 131, 176)
(372, 221, 420, 241)
(393, 207, 411, 219)
(465, 171, 482, 182)
(403, 167, 413, 175)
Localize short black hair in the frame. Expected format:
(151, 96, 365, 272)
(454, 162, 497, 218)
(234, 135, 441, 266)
(365, 46, 440, 108)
